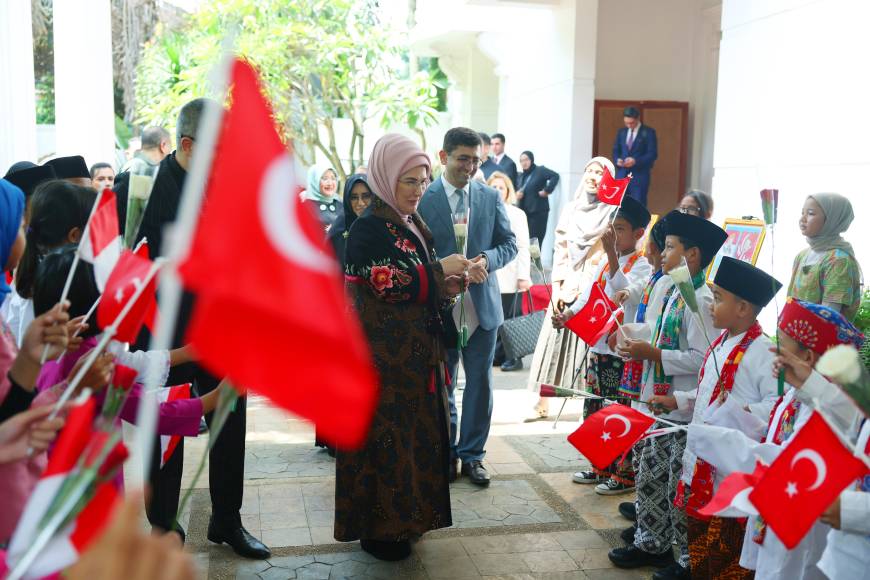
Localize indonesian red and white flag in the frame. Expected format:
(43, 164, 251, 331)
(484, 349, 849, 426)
(177, 58, 377, 449)
(565, 283, 622, 345)
(96, 249, 158, 343)
(79, 189, 121, 291)
(597, 167, 631, 206)
(698, 461, 767, 518)
(568, 404, 655, 469)
(5, 399, 120, 579)
(749, 412, 870, 549)
(158, 383, 191, 468)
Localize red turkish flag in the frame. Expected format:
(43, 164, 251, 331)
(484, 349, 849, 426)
(96, 249, 158, 343)
(699, 461, 767, 518)
(568, 404, 655, 469)
(565, 283, 621, 345)
(749, 412, 869, 549)
(597, 167, 631, 206)
(133, 239, 157, 332)
(177, 59, 377, 449)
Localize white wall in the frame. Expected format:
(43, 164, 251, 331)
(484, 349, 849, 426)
(713, 0, 869, 330)
(595, 0, 722, 194)
(0, 0, 38, 172)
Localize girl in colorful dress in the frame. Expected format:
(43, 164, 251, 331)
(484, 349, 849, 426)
(788, 193, 861, 321)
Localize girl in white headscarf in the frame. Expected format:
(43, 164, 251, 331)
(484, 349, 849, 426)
(526, 156, 616, 420)
(788, 193, 862, 320)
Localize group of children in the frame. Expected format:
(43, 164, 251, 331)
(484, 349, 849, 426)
(0, 160, 229, 553)
(552, 187, 865, 579)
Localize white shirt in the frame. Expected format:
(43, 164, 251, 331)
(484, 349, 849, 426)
(2, 288, 34, 347)
(496, 204, 531, 294)
(818, 420, 870, 580)
(677, 330, 779, 486)
(569, 252, 652, 355)
(625, 123, 643, 146)
(494, 153, 505, 165)
(638, 281, 714, 422)
(627, 272, 674, 411)
(441, 175, 468, 215)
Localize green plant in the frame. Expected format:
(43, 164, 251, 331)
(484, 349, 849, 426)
(134, 0, 442, 180)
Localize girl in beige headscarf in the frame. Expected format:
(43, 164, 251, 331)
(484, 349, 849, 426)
(526, 156, 616, 419)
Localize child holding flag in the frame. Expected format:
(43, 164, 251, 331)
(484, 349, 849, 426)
(688, 299, 864, 579)
(675, 256, 782, 578)
(608, 210, 727, 578)
(552, 196, 652, 494)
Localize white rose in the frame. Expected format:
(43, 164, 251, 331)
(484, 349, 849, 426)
(668, 264, 692, 285)
(453, 223, 467, 237)
(529, 244, 541, 260)
(128, 174, 154, 200)
(817, 344, 862, 385)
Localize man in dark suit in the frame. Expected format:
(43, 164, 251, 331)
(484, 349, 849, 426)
(478, 132, 499, 180)
(491, 133, 518, 188)
(419, 127, 517, 487)
(121, 98, 270, 560)
(612, 106, 657, 207)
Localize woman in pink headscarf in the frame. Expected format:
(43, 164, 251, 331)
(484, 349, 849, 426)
(334, 134, 469, 561)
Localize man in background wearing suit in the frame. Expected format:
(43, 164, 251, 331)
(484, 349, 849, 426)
(612, 106, 658, 207)
(419, 127, 517, 487)
(491, 133, 518, 188)
(479, 132, 499, 180)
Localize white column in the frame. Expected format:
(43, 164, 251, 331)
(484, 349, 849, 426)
(0, 0, 38, 172)
(53, 0, 115, 167)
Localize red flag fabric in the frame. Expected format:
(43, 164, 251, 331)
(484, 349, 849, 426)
(132, 240, 157, 332)
(597, 167, 631, 206)
(568, 404, 655, 469)
(79, 189, 121, 290)
(176, 59, 377, 449)
(699, 461, 767, 518)
(565, 283, 620, 345)
(749, 412, 869, 549)
(96, 250, 158, 343)
(157, 384, 191, 468)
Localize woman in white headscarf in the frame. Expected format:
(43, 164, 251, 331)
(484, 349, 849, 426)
(788, 192, 862, 321)
(526, 156, 616, 420)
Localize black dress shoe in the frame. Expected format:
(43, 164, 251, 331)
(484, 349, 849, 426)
(449, 458, 460, 483)
(618, 501, 637, 522)
(461, 460, 491, 486)
(620, 525, 636, 544)
(608, 545, 675, 569)
(207, 518, 271, 559)
(500, 359, 523, 372)
(653, 562, 690, 580)
(360, 539, 411, 561)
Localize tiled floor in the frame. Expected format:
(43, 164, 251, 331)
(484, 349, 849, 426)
(163, 364, 656, 579)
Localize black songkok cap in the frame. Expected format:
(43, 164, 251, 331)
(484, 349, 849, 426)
(662, 210, 728, 267)
(649, 217, 667, 251)
(45, 155, 90, 179)
(5, 161, 37, 175)
(3, 164, 57, 198)
(623, 106, 640, 118)
(613, 196, 651, 230)
(714, 256, 782, 308)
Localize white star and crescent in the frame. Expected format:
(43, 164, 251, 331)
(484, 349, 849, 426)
(790, 449, 827, 491)
(785, 481, 798, 498)
(260, 154, 334, 274)
(602, 413, 632, 438)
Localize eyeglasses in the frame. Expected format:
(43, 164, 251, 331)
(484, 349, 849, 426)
(398, 178, 431, 191)
(349, 192, 373, 202)
(678, 205, 701, 216)
(451, 154, 481, 167)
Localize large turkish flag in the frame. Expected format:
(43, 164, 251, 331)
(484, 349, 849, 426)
(568, 404, 655, 469)
(177, 59, 377, 449)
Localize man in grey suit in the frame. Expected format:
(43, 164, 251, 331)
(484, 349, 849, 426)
(419, 127, 517, 486)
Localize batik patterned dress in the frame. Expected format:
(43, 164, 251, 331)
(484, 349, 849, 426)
(335, 198, 454, 542)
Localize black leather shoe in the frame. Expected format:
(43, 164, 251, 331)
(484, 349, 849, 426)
(461, 460, 491, 486)
(449, 459, 460, 483)
(653, 562, 690, 580)
(608, 545, 674, 569)
(360, 539, 411, 561)
(618, 501, 637, 522)
(208, 518, 271, 559)
(500, 359, 523, 372)
(620, 525, 636, 544)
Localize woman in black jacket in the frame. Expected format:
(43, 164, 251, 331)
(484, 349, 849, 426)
(516, 150, 559, 245)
